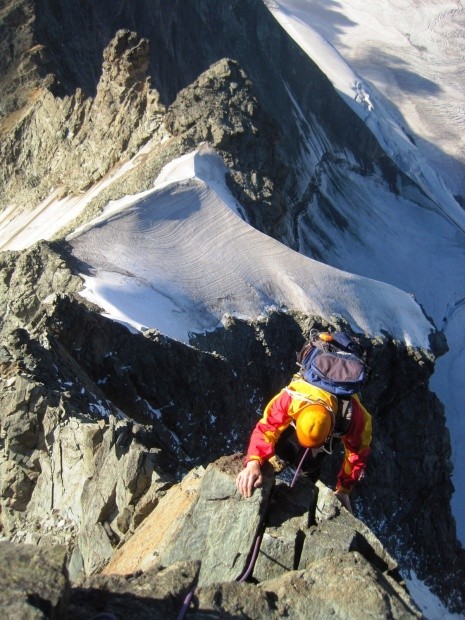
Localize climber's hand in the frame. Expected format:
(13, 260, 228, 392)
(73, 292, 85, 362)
(236, 460, 263, 498)
(335, 490, 353, 514)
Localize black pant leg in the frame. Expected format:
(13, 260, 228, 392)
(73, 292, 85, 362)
(275, 427, 328, 483)
(298, 447, 327, 482)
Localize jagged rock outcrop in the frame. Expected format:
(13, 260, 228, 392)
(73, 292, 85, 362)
(0, 356, 176, 577)
(194, 552, 418, 619)
(1, 26, 287, 249)
(0, 542, 69, 619)
(105, 456, 275, 585)
(0, 458, 423, 619)
(0, 243, 177, 575)
(0, 538, 200, 619)
(164, 57, 285, 230)
(69, 561, 201, 620)
(104, 456, 403, 587)
(0, 29, 165, 211)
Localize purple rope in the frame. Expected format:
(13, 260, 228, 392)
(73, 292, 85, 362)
(237, 450, 309, 584)
(290, 448, 310, 487)
(237, 530, 264, 582)
(176, 530, 264, 619)
(176, 585, 196, 620)
(177, 451, 310, 617)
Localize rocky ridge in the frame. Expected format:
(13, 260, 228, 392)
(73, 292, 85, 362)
(0, 29, 165, 213)
(1, 0, 420, 246)
(0, 457, 424, 619)
(0, 0, 464, 615)
(0, 240, 463, 614)
(0, 22, 284, 243)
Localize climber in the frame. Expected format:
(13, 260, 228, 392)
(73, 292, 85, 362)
(235, 377, 372, 513)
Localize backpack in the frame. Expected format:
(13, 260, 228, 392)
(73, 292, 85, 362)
(296, 330, 368, 398)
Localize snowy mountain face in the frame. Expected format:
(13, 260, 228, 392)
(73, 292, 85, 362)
(0, 0, 465, 616)
(270, 0, 465, 203)
(265, 0, 465, 559)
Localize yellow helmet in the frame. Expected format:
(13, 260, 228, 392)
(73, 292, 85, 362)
(296, 403, 333, 448)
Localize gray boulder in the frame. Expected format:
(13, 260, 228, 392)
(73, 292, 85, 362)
(103, 455, 421, 618)
(258, 552, 420, 619)
(0, 542, 68, 619)
(159, 455, 275, 585)
(193, 552, 421, 619)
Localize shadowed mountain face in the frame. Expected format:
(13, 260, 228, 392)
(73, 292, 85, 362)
(3, 0, 398, 231)
(32, 0, 388, 158)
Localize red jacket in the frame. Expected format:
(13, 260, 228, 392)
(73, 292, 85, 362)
(245, 379, 372, 493)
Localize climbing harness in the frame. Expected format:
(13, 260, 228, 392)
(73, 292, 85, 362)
(319, 434, 334, 455)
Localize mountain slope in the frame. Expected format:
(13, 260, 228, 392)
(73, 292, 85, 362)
(266, 0, 465, 202)
(0, 0, 464, 615)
